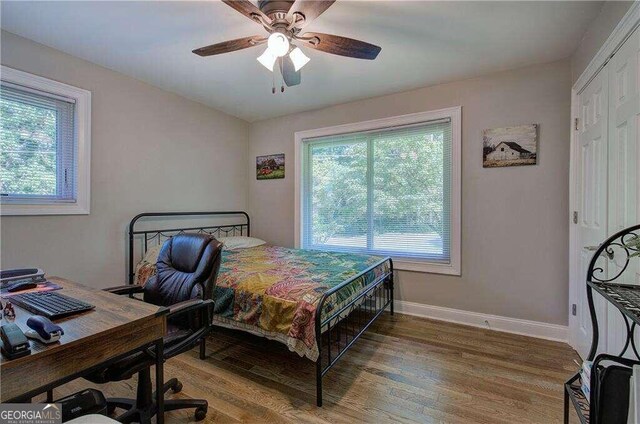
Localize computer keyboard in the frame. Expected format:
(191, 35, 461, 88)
(11, 291, 95, 320)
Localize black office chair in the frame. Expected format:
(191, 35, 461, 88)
(86, 233, 223, 423)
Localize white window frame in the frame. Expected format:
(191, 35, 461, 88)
(0, 66, 91, 215)
(295, 106, 461, 275)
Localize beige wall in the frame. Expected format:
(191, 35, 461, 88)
(249, 60, 572, 325)
(0, 31, 250, 287)
(6, 14, 618, 324)
(571, 1, 633, 84)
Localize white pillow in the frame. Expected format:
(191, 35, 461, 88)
(218, 236, 266, 250)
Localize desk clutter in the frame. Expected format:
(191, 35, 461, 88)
(0, 240, 219, 423)
(0, 322, 30, 359)
(0, 269, 93, 361)
(0, 302, 113, 422)
(1, 268, 94, 319)
(0, 267, 62, 296)
(0, 316, 64, 360)
(0, 276, 168, 424)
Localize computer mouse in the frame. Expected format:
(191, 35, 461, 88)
(25, 315, 64, 344)
(6, 282, 38, 292)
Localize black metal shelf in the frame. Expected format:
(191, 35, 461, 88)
(565, 372, 589, 424)
(563, 224, 640, 424)
(587, 281, 640, 326)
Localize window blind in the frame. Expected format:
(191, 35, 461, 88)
(302, 118, 452, 262)
(0, 82, 76, 201)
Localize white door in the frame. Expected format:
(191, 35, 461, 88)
(608, 26, 639, 238)
(605, 27, 640, 356)
(569, 27, 640, 359)
(571, 67, 609, 359)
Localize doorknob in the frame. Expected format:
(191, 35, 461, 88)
(584, 245, 600, 251)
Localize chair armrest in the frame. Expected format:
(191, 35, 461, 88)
(167, 298, 213, 319)
(162, 299, 214, 359)
(103, 285, 144, 296)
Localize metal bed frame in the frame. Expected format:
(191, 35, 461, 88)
(128, 211, 394, 407)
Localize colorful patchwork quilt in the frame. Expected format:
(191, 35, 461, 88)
(136, 245, 391, 361)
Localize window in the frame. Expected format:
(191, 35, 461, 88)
(0, 66, 91, 215)
(295, 107, 461, 274)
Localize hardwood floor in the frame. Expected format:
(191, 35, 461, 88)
(49, 313, 580, 423)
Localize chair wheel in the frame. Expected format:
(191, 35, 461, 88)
(195, 406, 207, 421)
(172, 381, 183, 393)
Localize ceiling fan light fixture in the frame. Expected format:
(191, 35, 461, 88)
(267, 32, 290, 57)
(197, 0, 381, 90)
(257, 48, 277, 71)
(289, 47, 310, 71)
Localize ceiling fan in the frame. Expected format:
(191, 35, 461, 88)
(192, 0, 381, 92)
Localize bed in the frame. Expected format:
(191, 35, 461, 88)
(128, 211, 394, 406)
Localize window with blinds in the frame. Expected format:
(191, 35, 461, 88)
(302, 118, 453, 262)
(0, 82, 76, 202)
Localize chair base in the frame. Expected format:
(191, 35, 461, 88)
(107, 371, 208, 424)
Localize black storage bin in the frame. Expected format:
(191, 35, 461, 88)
(591, 355, 634, 424)
(56, 388, 107, 422)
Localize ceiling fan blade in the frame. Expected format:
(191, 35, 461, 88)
(192, 36, 266, 57)
(287, 1, 335, 28)
(280, 56, 301, 87)
(222, 0, 270, 25)
(299, 32, 381, 60)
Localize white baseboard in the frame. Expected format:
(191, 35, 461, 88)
(394, 300, 568, 343)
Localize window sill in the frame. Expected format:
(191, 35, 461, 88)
(300, 244, 461, 275)
(1, 201, 90, 216)
(392, 258, 460, 275)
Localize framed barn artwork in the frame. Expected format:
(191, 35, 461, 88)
(482, 124, 538, 168)
(256, 153, 285, 180)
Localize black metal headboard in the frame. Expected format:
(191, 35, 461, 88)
(128, 211, 250, 284)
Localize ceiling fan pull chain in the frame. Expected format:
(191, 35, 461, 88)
(272, 70, 276, 94)
(279, 57, 285, 93)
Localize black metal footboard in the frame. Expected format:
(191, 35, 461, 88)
(314, 258, 394, 407)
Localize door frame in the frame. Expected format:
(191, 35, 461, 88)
(568, 2, 640, 352)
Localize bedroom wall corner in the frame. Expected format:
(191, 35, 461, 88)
(571, 1, 634, 84)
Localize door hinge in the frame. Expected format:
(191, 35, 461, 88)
(574, 118, 579, 131)
(572, 304, 577, 316)
(573, 211, 578, 224)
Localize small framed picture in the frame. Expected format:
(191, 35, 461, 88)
(256, 153, 285, 180)
(483, 124, 538, 168)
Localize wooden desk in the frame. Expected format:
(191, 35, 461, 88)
(0, 277, 167, 423)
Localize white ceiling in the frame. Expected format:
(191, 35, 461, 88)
(1, 1, 602, 122)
